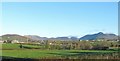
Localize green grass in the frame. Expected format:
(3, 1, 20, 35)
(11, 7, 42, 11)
(1, 43, 20, 49)
(1, 49, 117, 59)
(23, 45, 44, 49)
(1, 43, 43, 49)
(109, 47, 119, 50)
(1, 43, 119, 59)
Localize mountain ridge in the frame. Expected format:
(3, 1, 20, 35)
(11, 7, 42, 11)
(1, 32, 118, 41)
(79, 32, 118, 40)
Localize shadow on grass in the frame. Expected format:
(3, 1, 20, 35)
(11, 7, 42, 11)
(1, 56, 120, 61)
(48, 51, 119, 59)
(48, 52, 113, 56)
(1, 56, 37, 61)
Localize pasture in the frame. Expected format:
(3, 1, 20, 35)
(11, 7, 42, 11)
(0, 43, 119, 59)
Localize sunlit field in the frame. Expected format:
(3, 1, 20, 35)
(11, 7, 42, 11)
(1, 43, 119, 59)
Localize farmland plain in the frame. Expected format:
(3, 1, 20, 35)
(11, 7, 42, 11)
(0, 43, 119, 59)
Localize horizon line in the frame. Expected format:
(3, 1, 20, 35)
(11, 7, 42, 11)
(0, 32, 118, 38)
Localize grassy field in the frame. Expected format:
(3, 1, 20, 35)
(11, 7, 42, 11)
(0, 43, 119, 59)
(1, 43, 20, 49)
(1, 43, 43, 49)
(1, 49, 118, 59)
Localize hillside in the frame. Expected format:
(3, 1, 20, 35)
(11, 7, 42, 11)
(24, 35, 48, 41)
(24, 35, 79, 41)
(1, 32, 118, 42)
(1, 34, 28, 42)
(79, 32, 118, 40)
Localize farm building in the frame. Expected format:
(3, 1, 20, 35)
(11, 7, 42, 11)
(11, 40, 19, 43)
(0, 40, 4, 43)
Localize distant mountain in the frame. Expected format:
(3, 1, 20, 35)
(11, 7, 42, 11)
(79, 32, 118, 40)
(1, 32, 117, 42)
(24, 35, 48, 41)
(49, 37, 79, 41)
(24, 35, 79, 41)
(2, 34, 28, 42)
(1, 34, 79, 42)
(56, 37, 70, 40)
(70, 37, 79, 40)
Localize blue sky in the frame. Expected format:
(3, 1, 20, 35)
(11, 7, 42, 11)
(2, 0, 120, 2)
(2, 2, 118, 37)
